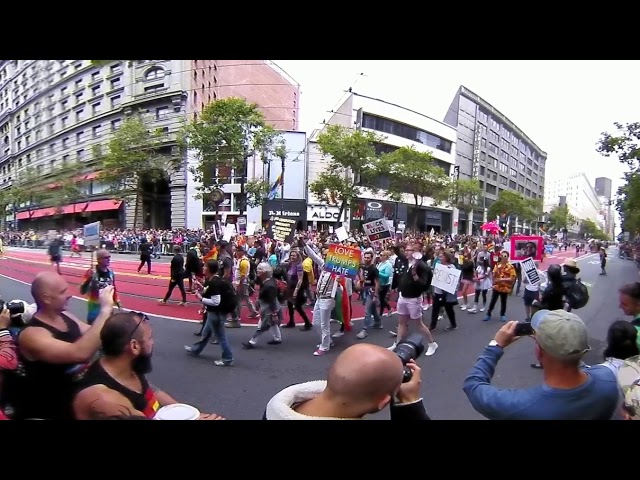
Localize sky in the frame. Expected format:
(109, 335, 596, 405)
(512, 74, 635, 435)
(274, 60, 639, 201)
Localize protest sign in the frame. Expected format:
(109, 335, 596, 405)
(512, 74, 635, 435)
(510, 235, 543, 261)
(432, 263, 461, 295)
(520, 257, 541, 286)
(362, 219, 392, 242)
(323, 244, 361, 279)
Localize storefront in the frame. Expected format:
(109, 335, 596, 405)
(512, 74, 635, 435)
(307, 204, 343, 230)
(350, 199, 404, 231)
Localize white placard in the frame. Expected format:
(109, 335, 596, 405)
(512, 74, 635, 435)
(432, 263, 461, 295)
(83, 221, 101, 247)
(334, 226, 348, 241)
(520, 257, 541, 286)
(246, 222, 257, 236)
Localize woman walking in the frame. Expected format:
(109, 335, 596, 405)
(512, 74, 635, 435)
(468, 255, 492, 314)
(282, 248, 312, 331)
(458, 252, 476, 311)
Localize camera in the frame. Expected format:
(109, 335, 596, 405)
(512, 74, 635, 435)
(0, 299, 36, 329)
(392, 334, 425, 383)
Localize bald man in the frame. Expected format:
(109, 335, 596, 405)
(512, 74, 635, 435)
(80, 248, 121, 324)
(264, 343, 430, 420)
(6, 272, 115, 420)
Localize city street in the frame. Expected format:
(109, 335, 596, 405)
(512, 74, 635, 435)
(0, 247, 629, 419)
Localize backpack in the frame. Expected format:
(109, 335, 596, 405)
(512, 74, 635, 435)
(248, 259, 257, 282)
(217, 279, 239, 314)
(274, 279, 289, 303)
(565, 278, 589, 309)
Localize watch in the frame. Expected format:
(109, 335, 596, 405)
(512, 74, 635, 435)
(488, 340, 501, 348)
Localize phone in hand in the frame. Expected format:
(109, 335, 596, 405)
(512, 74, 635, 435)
(514, 322, 534, 336)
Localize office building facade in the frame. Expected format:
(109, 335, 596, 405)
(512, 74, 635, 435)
(444, 86, 547, 234)
(543, 172, 603, 233)
(0, 60, 299, 230)
(309, 92, 458, 233)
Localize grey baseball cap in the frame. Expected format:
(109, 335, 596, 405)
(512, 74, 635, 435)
(530, 309, 591, 358)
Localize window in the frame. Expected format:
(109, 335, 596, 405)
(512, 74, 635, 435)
(76, 131, 84, 143)
(91, 85, 101, 97)
(145, 68, 165, 80)
(91, 72, 100, 82)
(361, 113, 452, 153)
(76, 109, 84, 121)
(77, 149, 84, 160)
(75, 79, 84, 89)
(486, 184, 497, 195)
(92, 103, 101, 115)
(92, 125, 101, 138)
(75, 92, 84, 103)
(110, 63, 122, 75)
(144, 84, 164, 94)
(62, 137, 68, 149)
(156, 106, 169, 119)
(111, 119, 121, 130)
(110, 77, 121, 89)
(111, 96, 121, 108)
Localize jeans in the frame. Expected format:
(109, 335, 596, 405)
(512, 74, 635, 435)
(362, 288, 381, 330)
(189, 311, 233, 363)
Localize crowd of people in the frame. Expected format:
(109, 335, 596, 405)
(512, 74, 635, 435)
(0, 224, 638, 420)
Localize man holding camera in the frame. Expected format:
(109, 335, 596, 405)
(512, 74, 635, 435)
(264, 343, 430, 420)
(463, 310, 620, 420)
(8, 272, 115, 420)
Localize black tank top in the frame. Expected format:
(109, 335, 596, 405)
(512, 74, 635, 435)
(76, 361, 160, 418)
(11, 314, 85, 420)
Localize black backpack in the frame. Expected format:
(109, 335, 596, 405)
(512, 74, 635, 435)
(565, 278, 589, 309)
(217, 278, 239, 314)
(249, 259, 257, 282)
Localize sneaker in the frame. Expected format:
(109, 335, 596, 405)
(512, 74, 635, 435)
(356, 330, 368, 339)
(467, 307, 477, 314)
(214, 360, 234, 366)
(500, 316, 507, 322)
(482, 315, 491, 322)
(387, 342, 397, 351)
(479, 306, 485, 312)
(332, 331, 345, 338)
(267, 340, 282, 345)
(425, 342, 438, 356)
(444, 325, 457, 331)
(460, 305, 467, 311)
(242, 341, 256, 349)
(389, 330, 398, 337)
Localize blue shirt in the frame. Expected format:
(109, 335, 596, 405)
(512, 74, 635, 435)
(463, 345, 620, 420)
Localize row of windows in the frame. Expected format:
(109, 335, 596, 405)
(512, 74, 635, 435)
(362, 113, 453, 154)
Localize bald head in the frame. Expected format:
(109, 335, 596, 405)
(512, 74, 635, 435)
(31, 271, 65, 303)
(326, 344, 404, 403)
(96, 249, 110, 260)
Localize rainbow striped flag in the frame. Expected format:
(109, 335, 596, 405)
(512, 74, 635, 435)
(331, 275, 352, 331)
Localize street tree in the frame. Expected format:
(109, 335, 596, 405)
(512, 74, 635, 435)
(185, 97, 281, 217)
(99, 115, 184, 229)
(546, 204, 576, 232)
(579, 218, 609, 240)
(488, 190, 543, 228)
(308, 125, 384, 224)
(376, 147, 449, 228)
(597, 121, 640, 234)
(448, 178, 482, 231)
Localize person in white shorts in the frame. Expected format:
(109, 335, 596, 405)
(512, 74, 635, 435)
(388, 243, 438, 356)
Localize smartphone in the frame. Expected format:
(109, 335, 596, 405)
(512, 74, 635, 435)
(514, 322, 534, 336)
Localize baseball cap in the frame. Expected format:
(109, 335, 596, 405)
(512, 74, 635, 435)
(530, 309, 591, 358)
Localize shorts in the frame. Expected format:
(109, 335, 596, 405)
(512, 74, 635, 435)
(51, 255, 61, 264)
(523, 289, 539, 306)
(396, 295, 423, 320)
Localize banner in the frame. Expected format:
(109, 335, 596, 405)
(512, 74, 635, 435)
(263, 199, 307, 243)
(323, 244, 361, 279)
(362, 219, 392, 242)
(510, 235, 543, 262)
(520, 257, 541, 286)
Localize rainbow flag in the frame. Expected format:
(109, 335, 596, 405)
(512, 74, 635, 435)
(331, 275, 352, 331)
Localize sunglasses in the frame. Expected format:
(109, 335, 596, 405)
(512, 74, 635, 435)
(128, 311, 150, 341)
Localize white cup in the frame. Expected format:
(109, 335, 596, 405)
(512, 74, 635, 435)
(154, 403, 200, 420)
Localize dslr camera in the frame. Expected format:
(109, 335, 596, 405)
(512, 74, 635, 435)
(0, 299, 36, 329)
(392, 334, 424, 383)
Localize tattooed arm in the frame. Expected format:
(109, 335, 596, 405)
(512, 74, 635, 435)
(149, 383, 178, 406)
(73, 385, 146, 420)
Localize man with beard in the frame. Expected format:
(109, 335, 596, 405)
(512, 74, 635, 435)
(73, 312, 222, 419)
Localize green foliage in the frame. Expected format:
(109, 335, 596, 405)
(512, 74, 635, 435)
(376, 146, 449, 207)
(308, 125, 384, 221)
(488, 190, 542, 223)
(546, 204, 576, 231)
(597, 122, 640, 234)
(449, 178, 482, 211)
(185, 97, 281, 199)
(244, 178, 272, 208)
(579, 219, 609, 240)
(99, 115, 183, 197)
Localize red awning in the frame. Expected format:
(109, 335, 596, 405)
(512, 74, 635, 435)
(16, 199, 122, 220)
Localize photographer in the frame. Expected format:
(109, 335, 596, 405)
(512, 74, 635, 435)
(0, 307, 16, 420)
(263, 343, 430, 420)
(463, 311, 620, 420)
(8, 272, 115, 420)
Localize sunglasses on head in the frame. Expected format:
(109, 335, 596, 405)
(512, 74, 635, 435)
(128, 311, 150, 341)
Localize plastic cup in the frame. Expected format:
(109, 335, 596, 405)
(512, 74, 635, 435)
(154, 403, 200, 420)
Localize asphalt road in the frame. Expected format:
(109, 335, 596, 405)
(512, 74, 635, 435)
(0, 247, 631, 420)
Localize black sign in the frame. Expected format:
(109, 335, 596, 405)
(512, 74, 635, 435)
(263, 199, 307, 243)
(520, 257, 540, 286)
